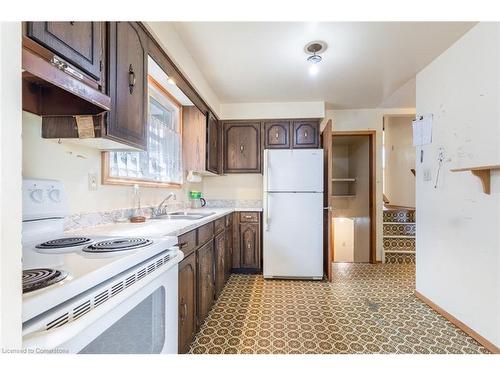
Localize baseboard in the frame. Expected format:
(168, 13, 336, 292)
(415, 290, 499, 354)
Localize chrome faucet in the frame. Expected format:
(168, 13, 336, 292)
(153, 192, 177, 217)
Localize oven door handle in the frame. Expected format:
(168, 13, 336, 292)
(23, 264, 171, 351)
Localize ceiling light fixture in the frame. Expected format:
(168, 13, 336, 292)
(304, 41, 327, 76)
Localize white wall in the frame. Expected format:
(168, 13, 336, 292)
(416, 22, 500, 349)
(384, 115, 416, 207)
(220, 101, 325, 120)
(23, 112, 202, 215)
(202, 174, 263, 201)
(323, 107, 415, 261)
(0, 22, 22, 350)
(145, 22, 221, 117)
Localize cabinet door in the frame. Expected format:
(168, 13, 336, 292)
(182, 106, 206, 173)
(214, 232, 226, 299)
(225, 224, 233, 281)
(197, 241, 215, 324)
(178, 252, 197, 354)
(206, 112, 221, 174)
(292, 120, 320, 149)
(240, 223, 261, 269)
(223, 122, 261, 173)
(27, 22, 103, 81)
(264, 121, 290, 149)
(107, 22, 148, 150)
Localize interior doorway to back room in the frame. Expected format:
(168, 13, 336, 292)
(382, 114, 417, 264)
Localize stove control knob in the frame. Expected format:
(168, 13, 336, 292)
(30, 189, 44, 203)
(48, 188, 61, 203)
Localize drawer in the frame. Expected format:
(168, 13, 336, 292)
(178, 230, 197, 256)
(214, 217, 225, 234)
(197, 222, 214, 246)
(239, 212, 259, 223)
(225, 213, 233, 228)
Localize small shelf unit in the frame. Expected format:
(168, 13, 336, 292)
(450, 164, 500, 195)
(332, 178, 356, 182)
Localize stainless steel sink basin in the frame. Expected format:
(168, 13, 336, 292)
(153, 211, 216, 220)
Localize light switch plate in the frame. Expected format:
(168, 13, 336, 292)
(423, 169, 432, 182)
(88, 172, 98, 191)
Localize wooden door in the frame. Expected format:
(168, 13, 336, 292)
(323, 120, 333, 281)
(27, 22, 103, 81)
(223, 122, 261, 173)
(240, 223, 261, 269)
(264, 121, 290, 149)
(107, 22, 148, 150)
(214, 232, 226, 298)
(206, 111, 221, 174)
(197, 241, 215, 324)
(292, 120, 320, 148)
(224, 217, 234, 281)
(178, 252, 197, 354)
(182, 106, 206, 173)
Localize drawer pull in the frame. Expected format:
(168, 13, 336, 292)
(178, 242, 189, 249)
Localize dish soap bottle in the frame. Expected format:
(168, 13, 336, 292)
(130, 184, 146, 223)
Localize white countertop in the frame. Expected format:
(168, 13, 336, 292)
(67, 207, 262, 238)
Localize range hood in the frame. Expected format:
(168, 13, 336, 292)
(22, 37, 111, 117)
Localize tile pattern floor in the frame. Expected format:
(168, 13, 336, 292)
(188, 263, 489, 354)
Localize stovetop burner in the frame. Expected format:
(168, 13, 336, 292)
(82, 238, 153, 253)
(23, 268, 68, 293)
(36, 237, 92, 249)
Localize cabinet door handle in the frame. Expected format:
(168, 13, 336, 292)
(275, 132, 279, 139)
(178, 242, 188, 249)
(304, 131, 308, 138)
(128, 64, 136, 94)
(240, 144, 244, 153)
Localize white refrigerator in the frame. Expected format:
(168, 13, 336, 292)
(263, 149, 324, 279)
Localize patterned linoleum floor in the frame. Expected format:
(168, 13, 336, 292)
(188, 263, 490, 354)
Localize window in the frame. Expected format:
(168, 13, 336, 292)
(102, 76, 183, 187)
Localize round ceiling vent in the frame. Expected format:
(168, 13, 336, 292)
(304, 41, 327, 55)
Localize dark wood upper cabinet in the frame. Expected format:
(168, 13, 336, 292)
(107, 22, 148, 150)
(292, 120, 320, 149)
(206, 111, 222, 174)
(178, 252, 197, 354)
(26, 22, 103, 82)
(197, 241, 215, 325)
(264, 121, 291, 149)
(223, 122, 261, 173)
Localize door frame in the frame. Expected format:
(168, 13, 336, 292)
(330, 130, 377, 265)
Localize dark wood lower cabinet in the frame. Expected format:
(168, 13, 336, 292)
(178, 252, 197, 354)
(214, 232, 226, 299)
(240, 223, 261, 269)
(232, 211, 263, 272)
(197, 240, 215, 325)
(177, 213, 237, 353)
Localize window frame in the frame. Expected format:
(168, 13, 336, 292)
(101, 76, 183, 189)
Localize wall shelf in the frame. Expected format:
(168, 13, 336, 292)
(332, 178, 356, 182)
(450, 165, 500, 195)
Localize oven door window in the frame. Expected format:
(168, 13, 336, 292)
(79, 287, 165, 354)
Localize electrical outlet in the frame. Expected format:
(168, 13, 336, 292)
(88, 172, 98, 191)
(423, 169, 432, 182)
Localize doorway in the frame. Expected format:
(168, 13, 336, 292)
(328, 131, 376, 265)
(383, 115, 416, 208)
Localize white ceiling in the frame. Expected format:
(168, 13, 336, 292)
(172, 22, 475, 108)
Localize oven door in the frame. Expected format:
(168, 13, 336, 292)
(23, 263, 178, 354)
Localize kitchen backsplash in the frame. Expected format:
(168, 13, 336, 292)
(64, 199, 262, 231)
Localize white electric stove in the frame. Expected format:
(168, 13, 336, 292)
(21, 179, 181, 354)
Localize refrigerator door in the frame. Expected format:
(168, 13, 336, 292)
(264, 149, 324, 192)
(263, 192, 323, 279)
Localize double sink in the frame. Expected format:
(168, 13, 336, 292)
(152, 211, 216, 221)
